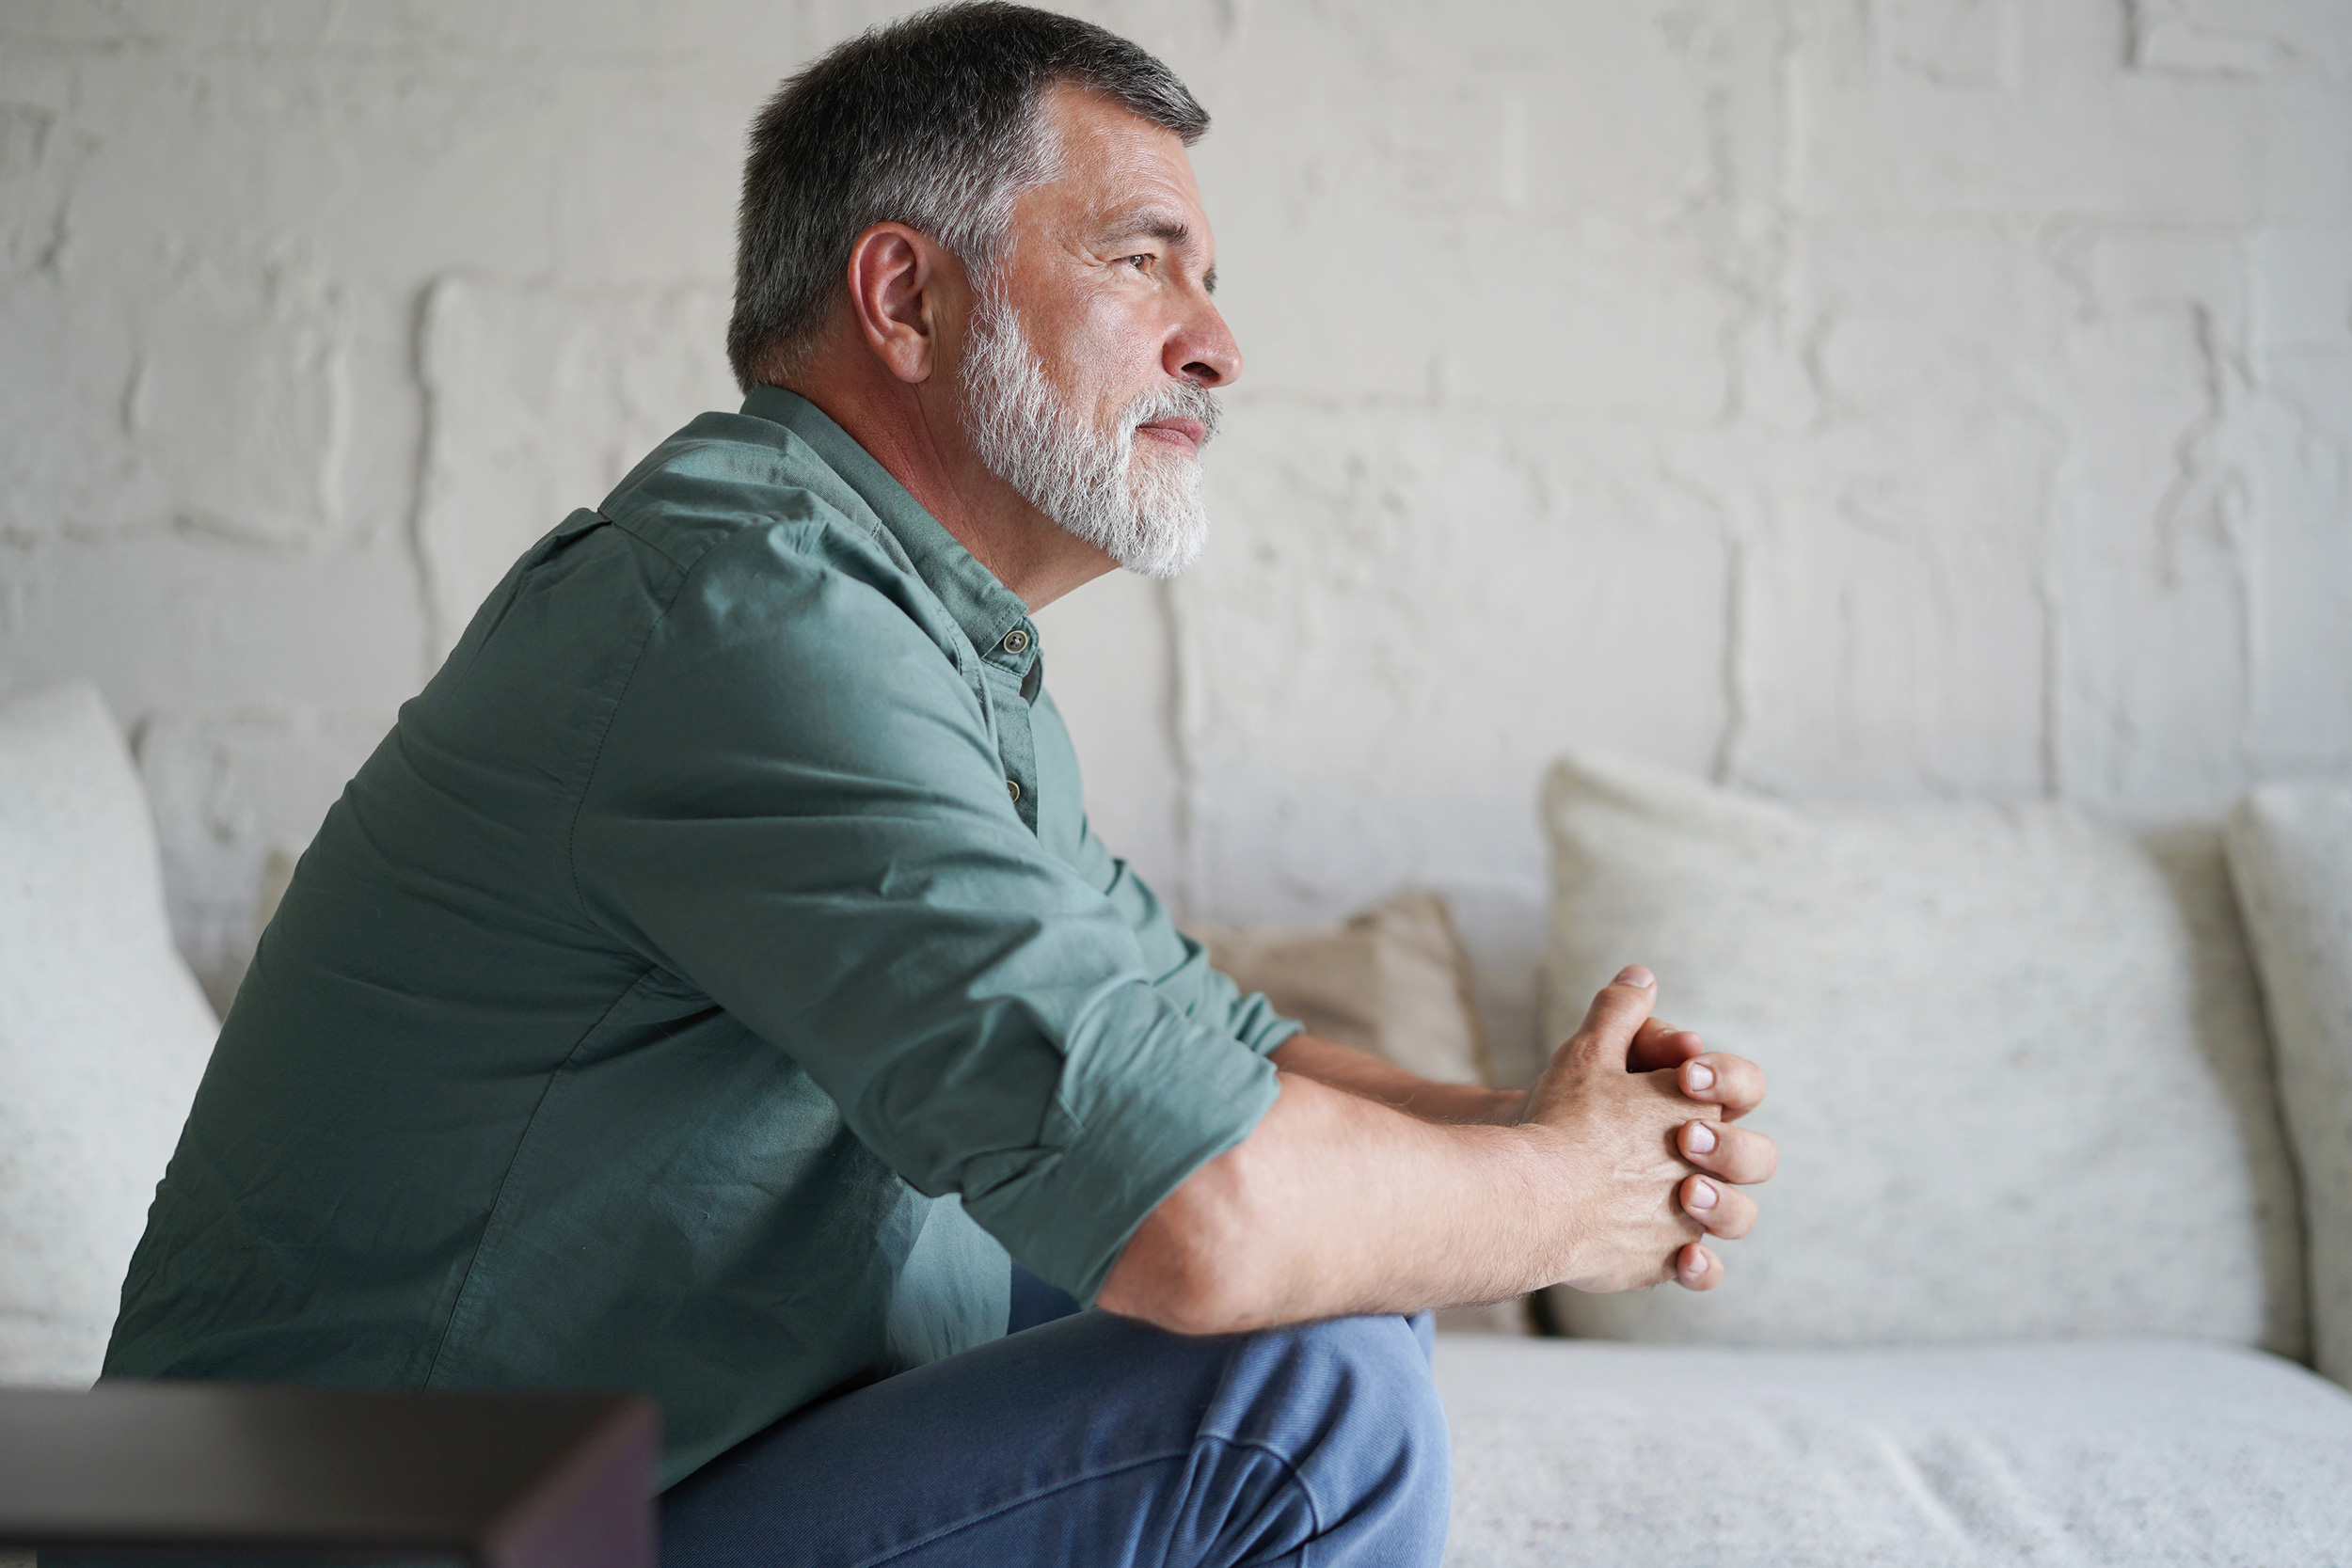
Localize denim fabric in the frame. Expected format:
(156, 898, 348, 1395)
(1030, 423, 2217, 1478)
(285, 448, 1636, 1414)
(43, 1286, 1444, 1568)
(661, 1280, 1450, 1567)
(1007, 1260, 1086, 1334)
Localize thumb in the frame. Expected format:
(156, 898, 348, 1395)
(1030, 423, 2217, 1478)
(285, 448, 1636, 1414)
(1568, 965, 1657, 1070)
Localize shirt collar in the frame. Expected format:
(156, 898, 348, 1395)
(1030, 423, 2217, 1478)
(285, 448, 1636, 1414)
(741, 385, 1036, 662)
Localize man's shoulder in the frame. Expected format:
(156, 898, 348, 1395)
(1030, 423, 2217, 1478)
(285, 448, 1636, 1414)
(595, 409, 902, 578)
(566, 407, 963, 662)
(565, 411, 968, 699)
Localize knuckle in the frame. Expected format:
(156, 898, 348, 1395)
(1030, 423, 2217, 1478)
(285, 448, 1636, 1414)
(1598, 978, 1654, 1009)
(1586, 989, 1644, 1023)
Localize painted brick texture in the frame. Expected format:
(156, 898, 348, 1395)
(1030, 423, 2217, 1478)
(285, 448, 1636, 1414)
(2, 2, 2345, 1069)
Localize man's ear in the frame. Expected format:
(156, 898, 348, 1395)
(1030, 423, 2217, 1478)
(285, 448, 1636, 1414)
(844, 222, 960, 386)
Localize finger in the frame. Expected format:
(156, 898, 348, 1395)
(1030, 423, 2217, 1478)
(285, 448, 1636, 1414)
(1677, 1052, 1767, 1121)
(1674, 1242, 1721, 1291)
(1679, 1173, 1757, 1240)
(1567, 965, 1657, 1070)
(1678, 1118, 1779, 1185)
(1628, 1019, 1706, 1074)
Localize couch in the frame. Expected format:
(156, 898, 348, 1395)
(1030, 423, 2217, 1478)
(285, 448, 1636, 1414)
(1430, 753, 2352, 1565)
(6, 681, 2351, 1566)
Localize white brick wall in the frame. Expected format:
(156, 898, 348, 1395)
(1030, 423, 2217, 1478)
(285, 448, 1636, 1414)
(3, 2, 2346, 1073)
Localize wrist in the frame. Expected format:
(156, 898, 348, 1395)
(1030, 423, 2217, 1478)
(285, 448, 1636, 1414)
(1480, 1086, 1529, 1126)
(1413, 1083, 1526, 1126)
(1510, 1117, 1592, 1283)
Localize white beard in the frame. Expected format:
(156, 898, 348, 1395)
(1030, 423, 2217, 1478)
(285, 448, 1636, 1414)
(959, 293, 1217, 578)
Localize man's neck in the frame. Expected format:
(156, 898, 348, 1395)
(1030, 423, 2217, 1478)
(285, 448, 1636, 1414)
(780, 372, 1117, 613)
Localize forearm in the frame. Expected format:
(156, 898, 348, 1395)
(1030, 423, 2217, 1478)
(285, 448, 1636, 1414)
(1096, 1070, 1577, 1334)
(1270, 1033, 1523, 1126)
(1102, 969, 1773, 1335)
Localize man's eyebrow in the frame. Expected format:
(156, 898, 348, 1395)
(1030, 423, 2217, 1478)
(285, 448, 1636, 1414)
(1095, 207, 1215, 290)
(1094, 207, 1193, 249)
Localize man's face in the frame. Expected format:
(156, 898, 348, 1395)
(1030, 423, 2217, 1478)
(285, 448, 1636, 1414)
(957, 83, 1242, 578)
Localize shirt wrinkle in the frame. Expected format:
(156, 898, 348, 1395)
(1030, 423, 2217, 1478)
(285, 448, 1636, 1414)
(102, 387, 1298, 1491)
(420, 959, 666, 1388)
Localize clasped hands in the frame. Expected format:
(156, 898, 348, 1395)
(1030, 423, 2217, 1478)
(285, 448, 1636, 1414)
(1520, 963, 1775, 1293)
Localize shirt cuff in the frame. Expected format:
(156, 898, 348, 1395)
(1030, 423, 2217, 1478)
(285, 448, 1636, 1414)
(954, 984, 1282, 1305)
(1224, 990, 1305, 1058)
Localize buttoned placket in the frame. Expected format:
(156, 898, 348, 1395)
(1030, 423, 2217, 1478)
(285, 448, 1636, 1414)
(734, 388, 1057, 841)
(979, 617, 1043, 834)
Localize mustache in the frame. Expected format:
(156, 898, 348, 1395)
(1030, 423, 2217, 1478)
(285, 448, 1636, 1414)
(1120, 378, 1221, 448)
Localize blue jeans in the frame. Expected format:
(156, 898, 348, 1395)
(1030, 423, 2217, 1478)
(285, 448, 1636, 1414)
(660, 1272, 1450, 1566)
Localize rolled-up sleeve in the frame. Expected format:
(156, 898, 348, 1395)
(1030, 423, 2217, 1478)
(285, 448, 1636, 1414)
(569, 525, 1278, 1301)
(1030, 693, 1300, 1061)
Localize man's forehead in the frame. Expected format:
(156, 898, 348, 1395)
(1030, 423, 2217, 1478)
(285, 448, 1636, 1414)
(1029, 88, 1215, 267)
(1039, 77, 1187, 152)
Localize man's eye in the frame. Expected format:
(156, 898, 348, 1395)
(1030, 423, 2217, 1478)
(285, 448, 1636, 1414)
(1122, 254, 1152, 270)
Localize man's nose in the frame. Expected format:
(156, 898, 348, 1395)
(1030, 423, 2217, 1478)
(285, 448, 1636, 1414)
(1168, 304, 1242, 390)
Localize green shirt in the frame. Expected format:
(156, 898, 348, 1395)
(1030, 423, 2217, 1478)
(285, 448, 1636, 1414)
(105, 388, 1295, 1486)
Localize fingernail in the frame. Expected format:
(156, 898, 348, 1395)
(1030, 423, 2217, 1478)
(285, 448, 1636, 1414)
(1684, 1249, 1708, 1275)
(1686, 1121, 1718, 1154)
(1687, 1179, 1718, 1211)
(1614, 965, 1655, 989)
(1684, 1062, 1715, 1092)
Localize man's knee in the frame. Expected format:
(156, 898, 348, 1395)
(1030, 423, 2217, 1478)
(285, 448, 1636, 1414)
(1303, 1313, 1452, 1496)
(1210, 1314, 1451, 1562)
(1291, 1311, 1448, 1440)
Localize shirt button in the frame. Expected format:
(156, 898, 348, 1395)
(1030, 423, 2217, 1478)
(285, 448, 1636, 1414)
(1007, 779, 1022, 801)
(1002, 627, 1030, 655)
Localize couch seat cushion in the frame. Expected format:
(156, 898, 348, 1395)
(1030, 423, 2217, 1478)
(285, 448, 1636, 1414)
(1437, 1335, 2352, 1567)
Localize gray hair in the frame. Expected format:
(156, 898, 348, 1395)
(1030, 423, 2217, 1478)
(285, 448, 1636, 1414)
(727, 2, 1209, 391)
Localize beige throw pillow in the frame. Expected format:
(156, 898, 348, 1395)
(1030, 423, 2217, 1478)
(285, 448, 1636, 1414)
(1538, 752, 2306, 1354)
(2226, 783, 2352, 1388)
(1194, 890, 1491, 1087)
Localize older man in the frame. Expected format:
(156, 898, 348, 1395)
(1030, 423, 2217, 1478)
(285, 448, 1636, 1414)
(105, 6, 1773, 1564)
